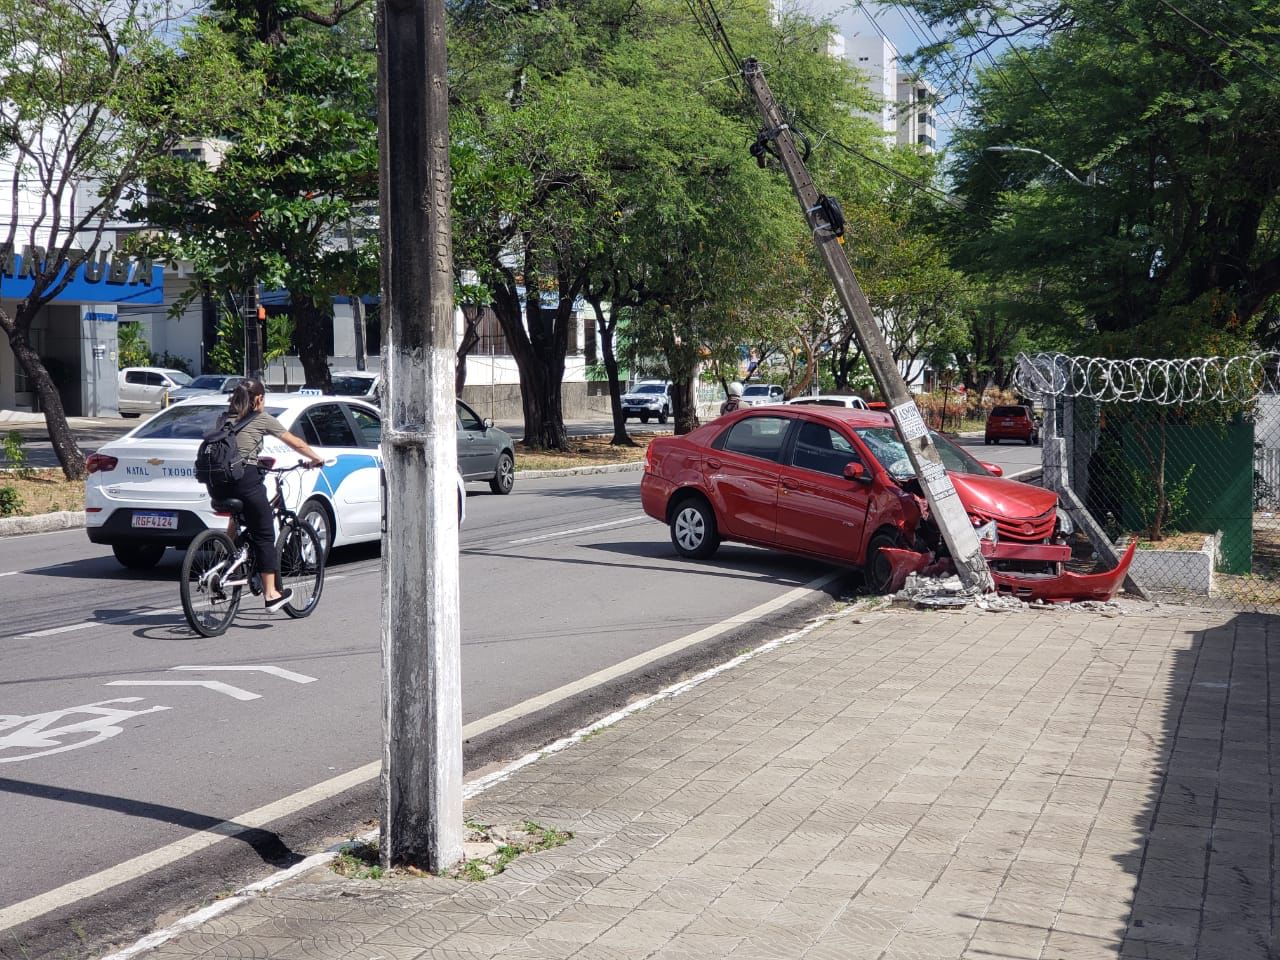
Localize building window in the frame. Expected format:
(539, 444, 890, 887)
(917, 134, 936, 149)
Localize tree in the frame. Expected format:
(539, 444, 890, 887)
(117, 323, 152, 369)
(136, 0, 378, 392)
(0, 0, 244, 478)
(912, 0, 1280, 353)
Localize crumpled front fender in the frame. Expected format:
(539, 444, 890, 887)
(990, 539, 1137, 603)
(883, 539, 1137, 603)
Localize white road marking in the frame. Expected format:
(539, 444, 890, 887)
(0, 699, 171, 764)
(172, 665, 317, 684)
(508, 514, 647, 545)
(0, 571, 17, 578)
(103, 680, 261, 702)
(0, 570, 842, 933)
(15, 606, 185, 640)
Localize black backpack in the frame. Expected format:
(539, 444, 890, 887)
(195, 413, 256, 487)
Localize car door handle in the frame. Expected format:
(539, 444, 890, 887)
(780, 478, 799, 490)
(707, 458, 722, 470)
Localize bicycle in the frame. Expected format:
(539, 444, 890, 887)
(180, 459, 327, 637)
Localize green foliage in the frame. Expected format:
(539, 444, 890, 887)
(116, 323, 152, 369)
(209, 309, 245, 375)
(0, 486, 23, 517)
(2, 432, 31, 479)
(924, 0, 1280, 353)
(150, 352, 193, 376)
(1132, 462, 1196, 540)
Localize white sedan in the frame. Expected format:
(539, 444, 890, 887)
(85, 393, 465, 568)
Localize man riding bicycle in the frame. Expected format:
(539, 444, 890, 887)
(209, 379, 324, 612)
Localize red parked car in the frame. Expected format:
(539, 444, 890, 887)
(640, 406, 1133, 601)
(985, 404, 1039, 445)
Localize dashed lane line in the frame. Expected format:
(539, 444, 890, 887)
(508, 514, 648, 546)
(15, 606, 184, 640)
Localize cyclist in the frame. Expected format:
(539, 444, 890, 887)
(211, 378, 324, 613)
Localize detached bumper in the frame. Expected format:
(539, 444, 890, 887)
(880, 539, 1137, 603)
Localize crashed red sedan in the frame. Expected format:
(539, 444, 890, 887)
(640, 406, 1133, 601)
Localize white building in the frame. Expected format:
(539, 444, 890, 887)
(896, 76, 937, 153)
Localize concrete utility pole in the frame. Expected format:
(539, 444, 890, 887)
(375, 0, 463, 872)
(742, 59, 993, 591)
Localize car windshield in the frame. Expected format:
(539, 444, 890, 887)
(991, 406, 1026, 417)
(168, 371, 193, 386)
(187, 376, 225, 389)
(331, 376, 375, 395)
(132, 404, 287, 440)
(854, 427, 992, 480)
(633, 384, 665, 394)
(742, 385, 772, 397)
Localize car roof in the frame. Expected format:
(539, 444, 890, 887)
(787, 394, 865, 403)
(177, 392, 376, 411)
(722, 405, 894, 429)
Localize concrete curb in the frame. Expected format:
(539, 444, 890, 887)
(514, 461, 642, 480)
(0, 510, 85, 537)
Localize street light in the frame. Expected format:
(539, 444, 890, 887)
(984, 145, 1098, 186)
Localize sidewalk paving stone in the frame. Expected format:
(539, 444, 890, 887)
(120, 601, 1280, 960)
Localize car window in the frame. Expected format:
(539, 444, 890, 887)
(457, 401, 484, 431)
(188, 376, 222, 389)
(303, 403, 357, 447)
(347, 405, 381, 446)
(991, 406, 1027, 417)
(125, 371, 145, 384)
(854, 426, 991, 480)
(791, 422, 862, 477)
(331, 375, 375, 396)
(742, 385, 771, 397)
(634, 384, 666, 394)
(720, 416, 791, 463)
(168, 371, 193, 386)
(145, 372, 166, 387)
(132, 404, 287, 440)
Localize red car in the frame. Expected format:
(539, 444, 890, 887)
(985, 404, 1039, 445)
(640, 406, 1133, 601)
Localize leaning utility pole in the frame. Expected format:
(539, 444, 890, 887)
(375, 0, 463, 872)
(742, 59, 993, 591)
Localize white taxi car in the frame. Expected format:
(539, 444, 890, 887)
(86, 393, 465, 568)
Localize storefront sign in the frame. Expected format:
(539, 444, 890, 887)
(0, 245, 163, 305)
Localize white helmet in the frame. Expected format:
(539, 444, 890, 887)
(728, 381, 744, 397)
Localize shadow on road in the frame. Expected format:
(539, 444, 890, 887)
(0, 778, 305, 869)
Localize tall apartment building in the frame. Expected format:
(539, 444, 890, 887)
(896, 77, 937, 152)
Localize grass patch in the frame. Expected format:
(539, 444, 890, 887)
(516, 433, 657, 472)
(446, 819, 573, 882)
(331, 840, 384, 880)
(0, 469, 83, 517)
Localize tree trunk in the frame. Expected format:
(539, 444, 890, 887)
(587, 294, 633, 447)
(0, 306, 85, 480)
(671, 377, 698, 435)
(294, 295, 332, 391)
(455, 306, 482, 397)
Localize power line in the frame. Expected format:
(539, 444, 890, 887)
(1155, 0, 1280, 84)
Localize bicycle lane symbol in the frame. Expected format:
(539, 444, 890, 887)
(0, 698, 171, 764)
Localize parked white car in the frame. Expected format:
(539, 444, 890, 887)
(86, 393, 466, 568)
(786, 394, 871, 410)
(620, 380, 672, 423)
(118, 367, 192, 417)
(740, 383, 785, 407)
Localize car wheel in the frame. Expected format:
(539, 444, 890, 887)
(1025, 434, 1034, 445)
(298, 498, 334, 559)
(112, 542, 165, 569)
(489, 451, 515, 495)
(640, 411, 650, 424)
(670, 496, 720, 559)
(984, 438, 992, 445)
(658, 407, 669, 425)
(864, 532, 904, 595)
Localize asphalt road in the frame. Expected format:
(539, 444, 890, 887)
(0, 470, 852, 960)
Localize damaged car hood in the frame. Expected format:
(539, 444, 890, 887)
(949, 473, 1057, 519)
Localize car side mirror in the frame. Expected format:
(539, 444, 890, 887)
(844, 462, 871, 483)
(482, 417, 493, 430)
(980, 461, 1004, 477)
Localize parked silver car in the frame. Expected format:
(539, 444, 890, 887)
(457, 398, 516, 494)
(117, 367, 192, 417)
(167, 374, 247, 403)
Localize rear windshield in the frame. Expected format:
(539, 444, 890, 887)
(742, 385, 773, 396)
(330, 376, 376, 395)
(991, 406, 1028, 417)
(131, 404, 287, 440)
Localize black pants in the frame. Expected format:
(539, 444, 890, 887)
(211, 471, 278, 576)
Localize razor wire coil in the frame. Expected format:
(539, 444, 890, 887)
(1015, 352, 1280, 405)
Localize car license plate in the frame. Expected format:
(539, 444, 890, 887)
(132, 510, 178, 530)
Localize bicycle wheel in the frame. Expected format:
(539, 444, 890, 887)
(181, 530, 243, 637)
(276, 519, 325, 618)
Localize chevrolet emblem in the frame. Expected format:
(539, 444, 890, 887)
(147, 458, 164, 466)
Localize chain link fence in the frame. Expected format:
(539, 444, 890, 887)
(1017, 353, 1280, 609)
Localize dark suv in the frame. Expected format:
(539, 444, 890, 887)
(985, 404, 1039, 445)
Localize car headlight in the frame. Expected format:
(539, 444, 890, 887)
(1056, 507, 1074, 537)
